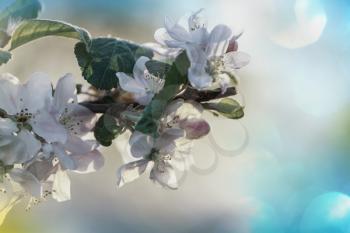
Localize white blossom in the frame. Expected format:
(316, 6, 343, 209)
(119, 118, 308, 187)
(117, 130, 186, 189)
(116, 56, 165, 105)
(162, 99, 210, 140)
(154, 9, 250, 92)
(41, 74, 101, 170)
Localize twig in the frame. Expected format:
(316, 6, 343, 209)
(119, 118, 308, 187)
(80, 87, 237, 114)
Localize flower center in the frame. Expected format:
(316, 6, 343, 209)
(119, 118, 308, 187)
(143, 71, 165, 93)
(15, 108, 33, 123)
(207, 57, 225, 75)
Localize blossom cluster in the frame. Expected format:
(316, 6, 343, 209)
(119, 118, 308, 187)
(0, 8, 249, 217)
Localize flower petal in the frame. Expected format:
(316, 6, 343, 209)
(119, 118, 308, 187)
(21, 72, 52, 114)
(71, 150, 104, 174)
(53, 73, 77, 114)
(63, 135, 97, 155)
(64, 103, 97, 136)
(26, 159, 56, 182)
(184, 44, 213, 89)
(205, 24, 233, 57)
(52, 169, 71, 202)
(133, 92, 154, 106)
(224, 51, 251, 70)
(164, 16, 191, 42)
(133, 56, 149, 82)
(180, 118, 210, 139)
(116, 72, 146, 94)
(150, 163, 178, 190)
(17, 129, 41, 159)
(0, 118, 17, 135)
(143, 42, 181, 59)
(154, 28, 174, 46)
(116, 159, 149, 187)
(30, 109, 68, 143)
(0, 135, 27, 165)
(129, 131, 154, 158)
(0, 73, 20, 115)
(9, 168, 41, 197)
(53, 144, 76, 170)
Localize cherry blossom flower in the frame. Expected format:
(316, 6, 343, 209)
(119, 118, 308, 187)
(116, 56, 165, 105)
(0, 118, 40, 165)
(117, 99, 210, 189)
(162, 99, 210, 140)
(154, 9, 250, 92)
(0, 72, 68, 144)
(41, 74, 100, 170)
(117, 130, 187, 189)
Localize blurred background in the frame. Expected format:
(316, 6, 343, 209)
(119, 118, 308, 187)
(1, 0, 350, 232)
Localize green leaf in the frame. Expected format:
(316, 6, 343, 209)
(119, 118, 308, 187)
(74, 37, 153, 90)
(0, 0, 41, 29)
(0, 50, 11, 65)
(0, 30, 11, 48)
(10, 19, 91, 50)
(135, 52, 190, 136)
(203, 98, 244, 119)
(94, 114, 123, 147)
(145, 60, 171, 78)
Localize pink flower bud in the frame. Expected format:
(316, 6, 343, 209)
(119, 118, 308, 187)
(180, 118, 210, 140)
(226, 39, 238, 53)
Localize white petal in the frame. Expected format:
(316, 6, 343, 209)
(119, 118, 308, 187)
(21, 72, 52, 114)
(180, 118, 210, 139)
(188, 9, 207, 30)
(63, 135, 97, 155)
(26, 159, 56, 182)
(165, 16, 191, 42)
(53, 144, 76, 170)
(189, 28, 209, 45)
(188, 68, 212, 90)
(30, 109, 68, 143)
(9, 168, 41, 197)
(0, 118, 17, 135)
(205, 24, 233, 57)
(0, 73, 20, 115)
(224, 51, 251, 69)
(71, 150, 104, 174)
(154, 28, 174, 46)
(133, 56, 150, 81)
(133, 92, 154, 106)
(52, 169, 71, 202)
(64, 103, 97, 136)
(150, 163, 178, 190)
(17, 129, 41, 159)
(155, 129, 184, 153)
(184, 44, 213, 89)
(143, 42, 181, 59)
(116, 159, 149, 187)
(129, 131, 154, 158)
(53, 73, 77, 114)
(0, 135, 26, 165)
(116, 72, 146, 94)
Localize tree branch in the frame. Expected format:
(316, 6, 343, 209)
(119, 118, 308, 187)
(80, 87, 237, 114)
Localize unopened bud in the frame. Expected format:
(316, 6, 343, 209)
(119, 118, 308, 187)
(226, 39, 238, 53)
(180, 118, 210, 140)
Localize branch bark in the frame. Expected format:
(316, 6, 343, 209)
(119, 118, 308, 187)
(80, 87, 237, 114)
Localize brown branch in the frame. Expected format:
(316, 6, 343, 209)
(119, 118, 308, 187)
(80, 87, 237, 114)
(178, 86, 236, 102)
